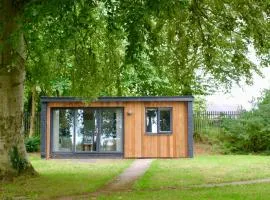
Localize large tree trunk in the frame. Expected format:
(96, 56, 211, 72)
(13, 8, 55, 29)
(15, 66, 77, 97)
(0, 0, 36, 180)
(29, 85, 37, 138)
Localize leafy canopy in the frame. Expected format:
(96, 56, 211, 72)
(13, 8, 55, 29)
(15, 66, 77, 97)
(23, 0, 270, 97)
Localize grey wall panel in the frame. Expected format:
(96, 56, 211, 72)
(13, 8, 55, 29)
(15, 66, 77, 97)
(187, 101, 194, 158)
(40, 102, 47, 158)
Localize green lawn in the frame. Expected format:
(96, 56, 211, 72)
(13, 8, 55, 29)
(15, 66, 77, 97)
(100, 155, 270, 200)
(3, 155, 270, 200)
(135, 155, 270, 189)
(0, 154, 132, 199)
(99, 183, 270, 200)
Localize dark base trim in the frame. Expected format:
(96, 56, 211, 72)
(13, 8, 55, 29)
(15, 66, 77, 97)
(124, 157, 189, 159)
(49, 152, 123, 159)
(40, 153, 46, 159)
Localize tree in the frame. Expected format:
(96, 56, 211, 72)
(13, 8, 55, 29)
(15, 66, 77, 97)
(0, 0, 36, 179)
(1, 0, 269, 179)
(193, 95, 207, 113)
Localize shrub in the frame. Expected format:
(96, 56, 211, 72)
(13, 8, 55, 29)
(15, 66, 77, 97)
(25, 136, 40, 152)
(219, 89, 270, 154)
(194, 126, 225, 153)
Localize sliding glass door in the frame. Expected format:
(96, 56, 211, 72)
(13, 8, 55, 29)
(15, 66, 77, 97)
(100, 109, 123, 152)
(52, 109, 74, 152)
(75, 109, 98, 152)
(52, 108, 123, 154)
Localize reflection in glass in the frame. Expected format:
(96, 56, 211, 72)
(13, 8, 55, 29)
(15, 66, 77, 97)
(160, 109, 171, 132)
(53, 109, 74, 152)
(52, 108, 123, 153)
(146, 109, 158, 133)
(75, 109, 97, 152)
(100, 109, 123, 152)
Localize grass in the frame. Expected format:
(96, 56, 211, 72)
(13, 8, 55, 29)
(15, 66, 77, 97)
(99, 183, 270, 200)
(3, 154, 270, 200)
(134, 155, 270, 189)
(0, 154, 132, 199)
(99, 155, 270, 199)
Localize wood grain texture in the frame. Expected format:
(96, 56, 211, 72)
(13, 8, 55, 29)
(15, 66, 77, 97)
(134, 102, 142, 157)
(45, 101, 189, 158)
(132, 102, 188, 158)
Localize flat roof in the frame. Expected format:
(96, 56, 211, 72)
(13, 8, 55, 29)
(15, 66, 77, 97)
(41, 96, 194, 103)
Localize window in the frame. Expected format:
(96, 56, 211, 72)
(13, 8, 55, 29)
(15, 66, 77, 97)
(145, 107, 172, 134)
(52, 108, 123, 153)
(52, 109, 74, 152)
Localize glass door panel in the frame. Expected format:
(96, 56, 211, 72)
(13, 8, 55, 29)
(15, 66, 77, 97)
(53, 109, 74, 152)
(52, 108, 123, 154)
(100, 109, 123, 152)
(75, 109, 98, 152)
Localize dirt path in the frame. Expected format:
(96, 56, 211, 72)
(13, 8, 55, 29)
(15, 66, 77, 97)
(145, 178, 270, 192)
(58, 159, 153, 200)
(94, 159, 153, 193)
(194, 178, 270, 188)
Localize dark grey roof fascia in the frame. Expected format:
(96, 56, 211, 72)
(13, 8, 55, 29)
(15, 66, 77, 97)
(41, 96, 194, 103)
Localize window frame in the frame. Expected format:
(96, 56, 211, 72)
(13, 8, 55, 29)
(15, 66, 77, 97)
(51, 107, 124, 154)
(145, 107, 173, 135)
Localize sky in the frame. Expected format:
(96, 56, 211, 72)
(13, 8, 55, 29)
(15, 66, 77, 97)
(206, 67, 270, 111)
(206, 49, 270, 111)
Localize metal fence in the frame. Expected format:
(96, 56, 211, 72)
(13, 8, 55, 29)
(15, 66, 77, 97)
(23, 111, 242, 137)
(193, 111, 242, 134)
(24, 112, 41, 136)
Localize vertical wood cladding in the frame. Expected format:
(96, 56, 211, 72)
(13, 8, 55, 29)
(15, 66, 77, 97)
(125, 101, 188, 158)
(46, 101, 188, 158)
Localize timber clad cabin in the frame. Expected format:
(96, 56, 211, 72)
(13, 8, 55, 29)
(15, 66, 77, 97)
(40, 96, 194, 159)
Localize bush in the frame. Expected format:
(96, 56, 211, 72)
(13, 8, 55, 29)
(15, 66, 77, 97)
(194, 126, 225, 153)
(25, 136, 40, 152)
(219, 89, 270, 154)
